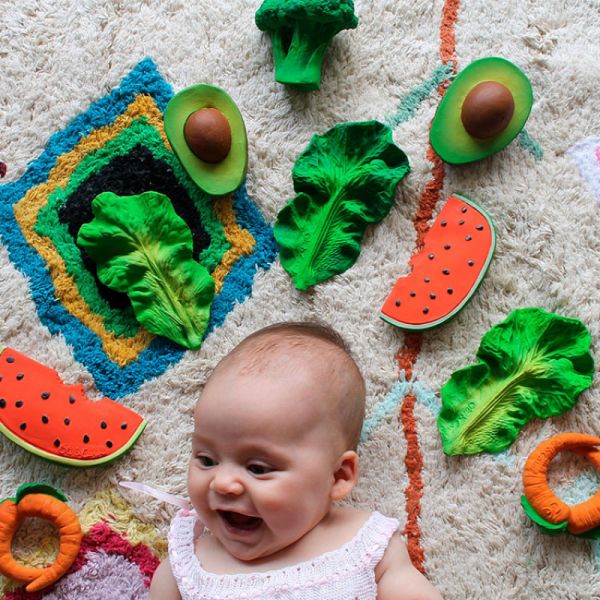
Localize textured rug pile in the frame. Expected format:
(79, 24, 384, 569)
(0, 1, 599, 598)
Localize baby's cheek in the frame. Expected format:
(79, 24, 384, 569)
(188, 470, 210, 510)
(258, 486, 314, 527)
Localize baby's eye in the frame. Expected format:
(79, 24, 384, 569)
(197, 455, 216, 468)
(247, 463, 272, 476)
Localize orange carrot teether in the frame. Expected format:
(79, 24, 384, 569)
(0, 483, 82, 592)
(522, 433, 600, 537)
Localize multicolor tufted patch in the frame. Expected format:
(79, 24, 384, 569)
(0, 59, 277, 399)
(1, 489, 164, 598)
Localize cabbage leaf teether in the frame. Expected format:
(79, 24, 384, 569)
(274, 121, 409, 291)
(438, 308, 594, 455)
(77, 191, 215, 350)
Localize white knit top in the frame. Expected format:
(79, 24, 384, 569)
(168, 509, 399, 600)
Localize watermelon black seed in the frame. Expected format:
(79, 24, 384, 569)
(42, 415, 49, 424)
(6, 357, 15, 363)
(0, 399, 5, 409)
(64, 418, 71, 426)
(430, 293, 436, 299)
(106, 441, 113, 448)
(19, 423, 26, 431)
(101, 421, 108, 429)
(395, 300, 401, 307)
(447, 288, 454, 294)
(0, 375, 2, 381)
(444, 244, 451, 250)
(423, 308, 429, 314)
(461, 207, 467, 213)
(459, 220, 465, 225)
(410, 291, 416, 297)
(83, 435, 90, 443)
(54, 439, 60, 448)
(465, 236, 472, 241)
(443, 269, 450, 275)
(69, 395, 76, 404)
(16, 373, 24, 380)
(468, 260, 475, 266)
(441, 221, 447, 227)
(15, 400, 23, 408)
(41, 392, 50, 399)
(121, 423, 128, 430)
(476, 225, 484, 231)
(428, 254, 435, 260)
(424, 277, 431, 283)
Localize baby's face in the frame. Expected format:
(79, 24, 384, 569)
(188, 364, 345, 562)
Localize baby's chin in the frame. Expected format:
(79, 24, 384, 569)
(216, 527, 290, 564)
(219, 536, 281, 563)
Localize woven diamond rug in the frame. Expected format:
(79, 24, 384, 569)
(1, 1, 599, 599)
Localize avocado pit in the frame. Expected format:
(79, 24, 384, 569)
(184, 108, 232, 163)
(461, 81, 515, 139)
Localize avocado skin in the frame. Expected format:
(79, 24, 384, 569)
(430, 57, 533, 165)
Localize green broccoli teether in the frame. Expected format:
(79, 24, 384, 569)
(255, 0, 358, 91)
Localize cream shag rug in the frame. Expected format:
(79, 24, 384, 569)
(0, 1, 599, 599)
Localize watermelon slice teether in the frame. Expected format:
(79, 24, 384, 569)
(0, 347, 146, 467)
(380, 194, 495, 330)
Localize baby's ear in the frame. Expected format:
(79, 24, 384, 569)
(330, 451, 359, 501)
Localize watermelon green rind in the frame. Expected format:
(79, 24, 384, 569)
(0, 418, 146, 468)
(379, 194, 495, 330)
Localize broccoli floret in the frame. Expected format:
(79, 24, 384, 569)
(255, 0, 358, 91)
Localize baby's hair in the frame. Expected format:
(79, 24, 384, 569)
(213, 321, 366, 450)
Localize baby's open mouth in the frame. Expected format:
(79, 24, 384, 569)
(218, 510, 263, 531)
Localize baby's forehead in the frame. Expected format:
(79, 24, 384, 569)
(193, 368, 343, 447)
(224, 331, 348, 376)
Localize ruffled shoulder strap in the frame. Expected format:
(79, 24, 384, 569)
(168, 509, 204, 597)
(355, 511, 400, 568)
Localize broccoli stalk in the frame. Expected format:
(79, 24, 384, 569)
(256, 0, 358, 92)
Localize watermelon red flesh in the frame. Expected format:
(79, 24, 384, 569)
(0, 347, 146, 467)
(380, 194, 495, 330)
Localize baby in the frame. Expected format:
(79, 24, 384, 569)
(149, 322, 442, 599)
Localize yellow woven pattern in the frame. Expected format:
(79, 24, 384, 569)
(211, 194, 256, 293)
(78, 488, 167, 557)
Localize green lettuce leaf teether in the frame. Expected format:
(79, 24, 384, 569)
(274, 121, 409, 291)
(77, 191, 215, 350)
(438, 308, 594, 455)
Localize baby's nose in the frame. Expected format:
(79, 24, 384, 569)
(209, 467, 244, 496)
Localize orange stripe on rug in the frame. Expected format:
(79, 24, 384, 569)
(396, 0, 460, 574)
(440, 0, 460, 70)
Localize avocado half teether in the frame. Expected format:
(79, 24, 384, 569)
(164, 84, 248, 196)
(430, 57, 533, 164)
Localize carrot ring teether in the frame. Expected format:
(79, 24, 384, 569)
(0, 483, 82, 592)
(521, 433, 600, 538)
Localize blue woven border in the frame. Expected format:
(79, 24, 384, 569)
(0, 58, 276, 398)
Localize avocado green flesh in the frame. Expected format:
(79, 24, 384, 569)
(0, 419, 146, 468)
(430, 57, 533, 164)
(164, 84, 248, 196)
